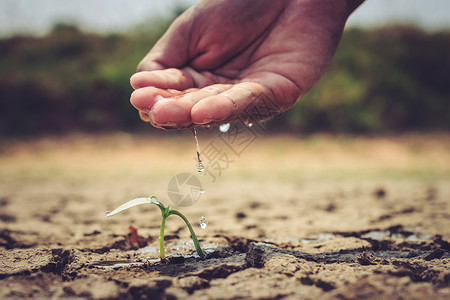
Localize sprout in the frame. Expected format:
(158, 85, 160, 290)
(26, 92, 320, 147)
(106, 196, 205, 260)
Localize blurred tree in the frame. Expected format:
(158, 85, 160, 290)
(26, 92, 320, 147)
(0, 21, 449, 137)
(283, 26, 450, 133)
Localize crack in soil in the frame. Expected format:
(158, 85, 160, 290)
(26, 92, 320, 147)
(1, 230, 449, 299)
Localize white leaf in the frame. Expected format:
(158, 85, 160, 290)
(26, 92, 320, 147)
(105, 196, 158, 217)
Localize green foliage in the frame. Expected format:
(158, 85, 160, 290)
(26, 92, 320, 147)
(0, 21, 170, 137)
(284, 26, 450, 133)
(0, 22, 449, 137)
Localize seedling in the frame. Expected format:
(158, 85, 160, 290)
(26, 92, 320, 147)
(105, 196, 205, 260)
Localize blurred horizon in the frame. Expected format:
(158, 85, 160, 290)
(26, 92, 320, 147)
(1, 0, 450, 38)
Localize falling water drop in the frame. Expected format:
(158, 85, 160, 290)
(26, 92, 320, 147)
(219, 123, 230, 133)
(200, 216, 208, 229)
(193, 128, 205, 175)
(193, 128, 200, 153)
(196, 160, 205, 175)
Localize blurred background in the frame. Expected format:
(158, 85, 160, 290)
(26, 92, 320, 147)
(0, 0, 449, 138)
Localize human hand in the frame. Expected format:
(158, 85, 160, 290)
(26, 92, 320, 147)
(130, 0, 362, 130)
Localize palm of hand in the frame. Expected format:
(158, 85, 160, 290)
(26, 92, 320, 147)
(130, 0, 347, 129)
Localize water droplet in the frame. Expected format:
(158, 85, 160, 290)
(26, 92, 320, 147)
(105, 211, 111, 217)
(248, 123, 253, 127)
(193, 128, 201, 152)
(200, 216, 208, 229)
(193, 128, 205, 175)
(219, 123, 230, 133)
(197, 166, 205, 176)
(199, 189, 205, 194)
(196, 158, 205, 176)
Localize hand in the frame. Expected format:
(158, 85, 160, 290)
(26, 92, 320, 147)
(130, 0, 361, 130)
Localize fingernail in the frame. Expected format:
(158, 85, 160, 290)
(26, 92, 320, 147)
(148, 111, 155, 124)
(139, 111, 150, 122)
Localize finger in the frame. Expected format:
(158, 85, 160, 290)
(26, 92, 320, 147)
(131, 88, 188, 127)
(191, 82, 268, 124)
(133, 85, 233, 127)
(136, 60, 166, 73)
(130, 87, 178, 112)
(135, 11, 192, 73)
(130, 68, 194, 90)
(139, 111, 150, 122)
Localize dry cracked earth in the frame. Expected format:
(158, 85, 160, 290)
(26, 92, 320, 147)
(1, 134, 449, 299)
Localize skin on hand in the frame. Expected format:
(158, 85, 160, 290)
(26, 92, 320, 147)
(130, 0, 363, 130)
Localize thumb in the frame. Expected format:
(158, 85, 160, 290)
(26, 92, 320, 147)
(136, 11, 193, 72)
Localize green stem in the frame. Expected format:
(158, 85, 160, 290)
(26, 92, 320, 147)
(168, 209, 205, 258)
(159, 215, 166, 260)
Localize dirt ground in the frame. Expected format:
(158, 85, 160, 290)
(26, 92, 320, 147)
(1, 132, 449, 299)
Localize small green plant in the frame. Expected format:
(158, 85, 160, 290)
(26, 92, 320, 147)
(106, 196, 205, 260)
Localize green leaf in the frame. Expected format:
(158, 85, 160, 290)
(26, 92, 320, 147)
(105, 196, 161, 217)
